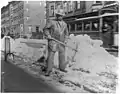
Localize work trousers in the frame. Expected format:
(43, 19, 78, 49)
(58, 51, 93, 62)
(46, 40, 66, 72)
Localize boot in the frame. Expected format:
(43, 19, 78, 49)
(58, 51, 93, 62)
(45, 71, 52, 76)
(60, 69, 67, 73)
(59, 61, 69, 73)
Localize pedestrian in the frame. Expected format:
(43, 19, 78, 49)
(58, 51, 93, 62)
(43, 9, 69, 76)
(102, 22, 113, 47)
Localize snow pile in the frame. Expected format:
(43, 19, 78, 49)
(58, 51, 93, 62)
(58, 34, 118, 93)
(54, 34, 118, 75)
(1, 37, 48, 63)
(66, 34, 118, 75)
(13, 38, 48, 62)
(1, 35, 118, 93)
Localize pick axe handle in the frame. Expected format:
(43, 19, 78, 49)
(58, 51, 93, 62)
(50, 38, 78, 52)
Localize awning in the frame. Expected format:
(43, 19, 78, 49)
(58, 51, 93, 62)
(66, 13, 119, 23)
(63, 11, 99, 20)
(100, 8, 117, 14)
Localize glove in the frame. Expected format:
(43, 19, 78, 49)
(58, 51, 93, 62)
(47, 35, 52, 39)
(65, 36, 69, 44)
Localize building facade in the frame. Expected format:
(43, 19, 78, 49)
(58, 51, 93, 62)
(46, 1, 88, 19)
(46, 1, 118, 20)
(24, 1, 46, 36)
(1, 1, 46, 38)
(9, 1, 24, 37)
(1, 5, 10, 35)
(1, 1, 118, 38)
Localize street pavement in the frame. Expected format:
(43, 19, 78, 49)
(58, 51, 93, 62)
(1, 59, 61, 93)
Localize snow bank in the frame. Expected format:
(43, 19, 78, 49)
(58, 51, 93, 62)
(2, 35, 117, 76)
(60, 34, 118, 93)
(1, 37, 48, 63)
(54, 34, 118, 76)
(13, 38, 48, 62)
(66, 34, 118, 74)
(2, 35, 118, 93)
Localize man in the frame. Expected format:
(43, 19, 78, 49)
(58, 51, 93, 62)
(102, 22, 113, 47)
(43, 9, 69, 76)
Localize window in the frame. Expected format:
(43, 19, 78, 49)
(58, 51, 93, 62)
(76, 22, 82, 31)
(44, 2, 46, 7)
(28, 26, 32, 32)
(26, 8, 28, 12)
(57, 4, 61, 10)
(19, 13, 23, 19)
(68, 3, 70, 12)
(40, 2, 41, 6)
(20, 24, 23, 32)
(92, 20, 99, 31)
(51, 5, 54, 16)
(36, 26, 39, 32)
(70, 1, 73, 12)
(70, 24, 75, 32)
(95, 1, 102, 4)
(63, 2, 67, 14)
(77, 1, 80, 9)
(68, 1, 73, 12)
(10, 5, 13, 11)
(44, 11, 46, 17)
(84, 21, 90, 31)
(93, 1, 102, 4)
(25, 16, 29, 21)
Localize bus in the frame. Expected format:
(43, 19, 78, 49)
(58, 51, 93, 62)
(64, 10, 119, 49)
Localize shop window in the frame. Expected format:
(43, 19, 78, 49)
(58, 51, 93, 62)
(70, 24, 75, 32)
(84, 21, 90, 31)
(92, 20, 99, 31)
(76, 22, 82, 31)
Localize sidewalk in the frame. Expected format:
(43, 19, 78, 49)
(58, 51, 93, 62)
(1, 59, 61, 93)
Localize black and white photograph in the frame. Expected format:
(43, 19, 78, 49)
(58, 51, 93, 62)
(1, 0, 119, 93)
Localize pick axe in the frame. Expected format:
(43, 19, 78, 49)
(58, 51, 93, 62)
(49, 37, 79, 52)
